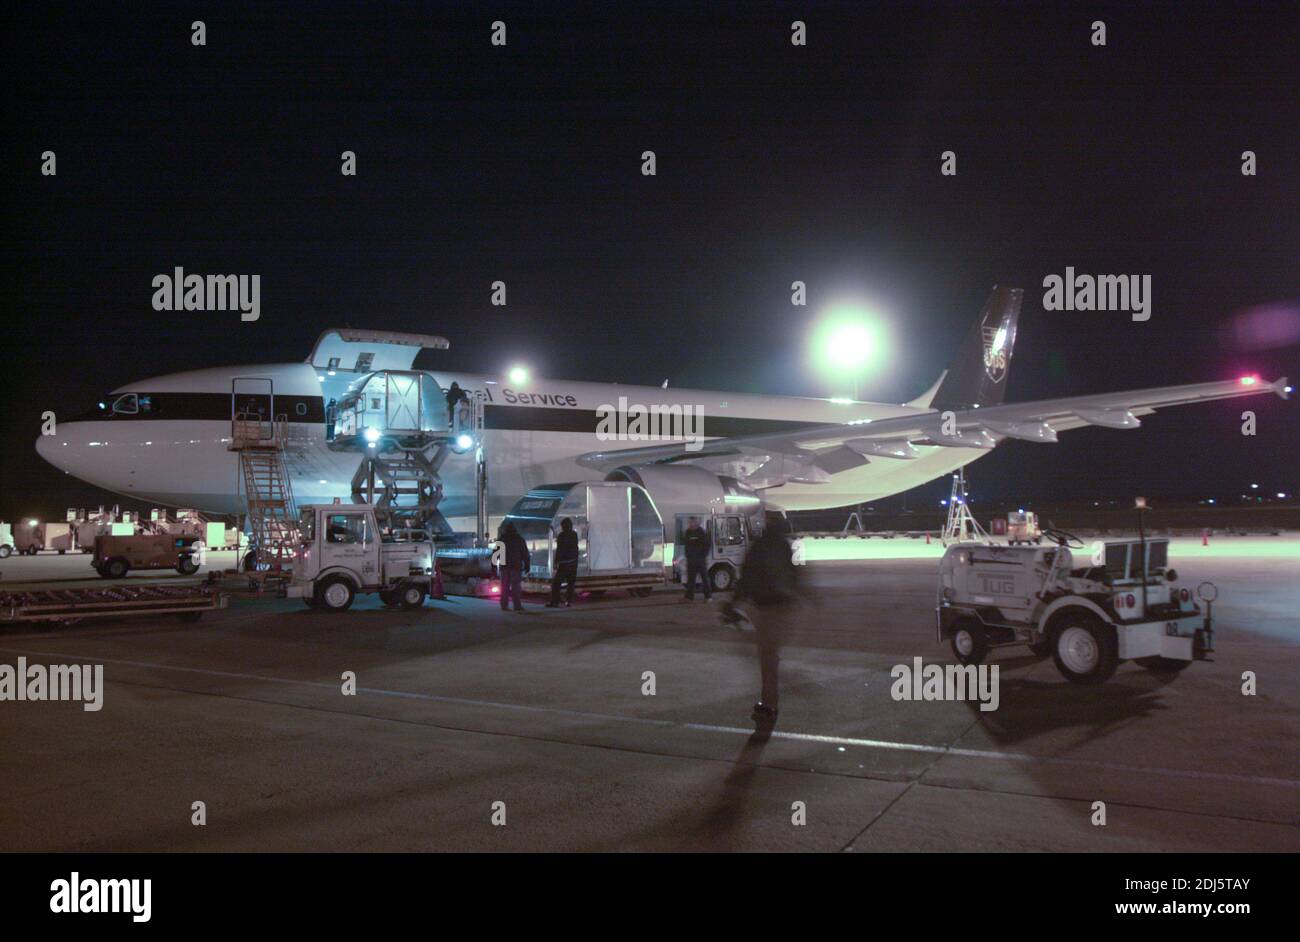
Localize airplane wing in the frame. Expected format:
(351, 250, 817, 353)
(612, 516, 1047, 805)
(576, 375, 1290, 486)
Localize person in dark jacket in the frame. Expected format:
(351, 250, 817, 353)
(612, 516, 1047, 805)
(497, 521, 530, 612)
(681, 517, 712, 601)
(546, 517, 580, 607)
(726, 519, 802, 729)
(445, 382, 470, 424)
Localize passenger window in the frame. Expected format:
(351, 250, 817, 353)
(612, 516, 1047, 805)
(296, 402, 307, 416)
(326, 514, 368, 544)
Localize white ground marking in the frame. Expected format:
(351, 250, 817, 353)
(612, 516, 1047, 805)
(3, 646, 1297, 790)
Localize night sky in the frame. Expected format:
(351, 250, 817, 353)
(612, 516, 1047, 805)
(4, 1, 1297, 522)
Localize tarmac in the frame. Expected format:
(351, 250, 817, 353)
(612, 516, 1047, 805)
(1, 535, 1297, 852)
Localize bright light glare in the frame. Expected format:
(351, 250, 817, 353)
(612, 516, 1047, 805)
(1239, 375, 1258, 385)
(811, 302, 889, 378)
(456, 434, 474, 450)
(508, 366, 528, 385)
(363, 427, 381, 443)
(826, 323, 874, 368)
(991, 326, 1008, 353)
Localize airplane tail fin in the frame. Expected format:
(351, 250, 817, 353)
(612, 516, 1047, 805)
(925, 285, 1023, 411)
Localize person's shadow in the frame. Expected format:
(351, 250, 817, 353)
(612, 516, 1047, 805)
(696, 731, 772, 850)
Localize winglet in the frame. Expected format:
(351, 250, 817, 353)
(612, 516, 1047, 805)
(1275, 376, 1291, 400)
(906, 371, 947, 409)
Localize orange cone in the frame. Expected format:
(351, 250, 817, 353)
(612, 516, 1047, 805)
(1202, 528, 1209, 546)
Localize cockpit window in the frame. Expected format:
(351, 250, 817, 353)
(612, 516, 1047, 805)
(92, 393, 154, 417)
(111, 394, 139, 415)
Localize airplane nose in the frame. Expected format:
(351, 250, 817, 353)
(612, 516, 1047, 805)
(36, 430, 71, 474)
(35, 432, 56, 465)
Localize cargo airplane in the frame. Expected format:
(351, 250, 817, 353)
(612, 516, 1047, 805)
(35, 286, 1290, 530)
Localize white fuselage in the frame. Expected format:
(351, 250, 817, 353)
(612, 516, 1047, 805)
(36, 362, 986, 526)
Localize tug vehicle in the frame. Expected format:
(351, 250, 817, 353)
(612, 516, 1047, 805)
(284, 504, 435, 611)
(668, 510, 755, 593)
(92, 532, 202, 578)
(936, 529, 1214, 684)
(1005, 510, 1042, 545)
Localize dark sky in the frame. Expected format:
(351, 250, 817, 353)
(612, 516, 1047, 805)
(4, 0, 1297, 520)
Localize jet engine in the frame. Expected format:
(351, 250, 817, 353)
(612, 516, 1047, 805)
(605, 465, 764, 532)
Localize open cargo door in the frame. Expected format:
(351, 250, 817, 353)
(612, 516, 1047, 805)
(586, 484, 631, 571)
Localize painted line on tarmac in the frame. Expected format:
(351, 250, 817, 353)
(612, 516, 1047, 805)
(4, 645, 1298, 790)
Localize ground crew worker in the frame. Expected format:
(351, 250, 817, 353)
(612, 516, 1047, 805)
(681, 516, 712, 601)
(546, 517, 580, 607)
(724, 519, 802, 728)
(497, 521, 530, 612)
(446, 382, 469, 424)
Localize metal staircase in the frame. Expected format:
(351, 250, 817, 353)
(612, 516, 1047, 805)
(230, 413, 300, 568)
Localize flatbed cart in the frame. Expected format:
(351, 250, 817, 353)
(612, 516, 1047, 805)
(522, 571, 662, 598)
(209, 568, 294, 597)
(0, 583, 228, 626)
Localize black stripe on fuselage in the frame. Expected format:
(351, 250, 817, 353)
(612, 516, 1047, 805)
(70, 394, 814, 436)
(481, 404, 808, 436)
(72, 393, 327, 423)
